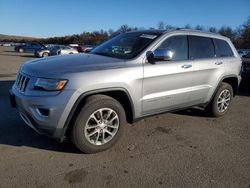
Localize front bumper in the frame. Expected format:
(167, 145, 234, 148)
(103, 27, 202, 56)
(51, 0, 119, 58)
(9, 86, 76, 142)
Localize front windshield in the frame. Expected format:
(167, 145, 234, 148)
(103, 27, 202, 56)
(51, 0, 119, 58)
(91, 32, 161, 59)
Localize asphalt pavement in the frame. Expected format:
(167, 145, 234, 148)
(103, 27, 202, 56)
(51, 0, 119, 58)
(0, 46, 249, 188)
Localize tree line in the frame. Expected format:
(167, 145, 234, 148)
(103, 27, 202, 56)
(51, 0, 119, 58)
(5, 17, 250, 49)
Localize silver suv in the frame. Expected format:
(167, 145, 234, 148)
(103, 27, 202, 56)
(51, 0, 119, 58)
(9, 29, 242, 153)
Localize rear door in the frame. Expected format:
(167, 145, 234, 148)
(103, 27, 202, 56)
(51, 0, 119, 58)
(213, 38, 238, 77)
(189, 35, 225, 104)
(29, 43, 37, 52)
(142, 35, 194, 115)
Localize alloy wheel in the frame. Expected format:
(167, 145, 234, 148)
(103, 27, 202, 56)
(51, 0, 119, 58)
(217, 89, 231, 113)
(84, 108, 119, 146)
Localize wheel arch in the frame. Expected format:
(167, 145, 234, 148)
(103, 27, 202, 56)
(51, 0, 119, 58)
(203, 74, 239, 108)
(221, 76, 239, 96)
(61, 87, 135, 141)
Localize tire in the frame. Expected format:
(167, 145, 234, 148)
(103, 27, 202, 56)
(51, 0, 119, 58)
(19, 48, 24, 53)
(42, 52, 49, 57)
(206, 82, 233, 117)
(71, 95, 126, 153)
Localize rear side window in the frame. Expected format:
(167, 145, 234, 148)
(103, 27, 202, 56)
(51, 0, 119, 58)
(214, 39, 234, 57)
(189, 36, 215, 59)
(158, 35, 188, 61)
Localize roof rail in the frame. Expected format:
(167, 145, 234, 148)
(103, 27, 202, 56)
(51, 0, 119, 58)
(173, 28, 221, 35)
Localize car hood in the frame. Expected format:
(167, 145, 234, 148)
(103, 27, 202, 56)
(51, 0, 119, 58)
(21, 53, 125, 77)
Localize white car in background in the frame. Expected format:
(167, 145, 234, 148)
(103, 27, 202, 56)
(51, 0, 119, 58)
(35, 45, 57, 58)
(50, 45, 78, 56)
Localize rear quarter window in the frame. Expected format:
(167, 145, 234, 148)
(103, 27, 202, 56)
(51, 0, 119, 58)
(189, 36, 215, 59)
(213, 39, 234, 57)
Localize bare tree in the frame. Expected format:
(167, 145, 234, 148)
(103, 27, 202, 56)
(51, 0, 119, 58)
(239, 17, 250, 48)
(219, 26, 237, 42)
(10, 17, 249, 49)
(184, 24, 191, 29)
(158, 21, 165, 29)
(118, 25, 132, 33)
(165, 24, 175, 31)
(195, 25, 205, 31)
(207, 27, 217, 33)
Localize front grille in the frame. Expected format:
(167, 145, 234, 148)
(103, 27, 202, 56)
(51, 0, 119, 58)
(15, 72, 30, 92)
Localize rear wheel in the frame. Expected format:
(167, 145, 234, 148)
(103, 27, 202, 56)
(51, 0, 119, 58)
(206, 82, 233, 117)
(71, 95, 126, 153)
(19, 48, 24, 53)
(42, 52, 49, 57)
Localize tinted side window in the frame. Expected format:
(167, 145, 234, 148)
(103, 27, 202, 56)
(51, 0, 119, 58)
(214, 39, 234, 57)
(189, 36, 215, 59)
(158, 35, 188, 61)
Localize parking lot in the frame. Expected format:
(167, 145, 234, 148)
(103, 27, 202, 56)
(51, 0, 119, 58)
(0, 46, 249, 187)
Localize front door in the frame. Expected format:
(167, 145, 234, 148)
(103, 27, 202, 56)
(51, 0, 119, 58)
(142, 35, 194, 116)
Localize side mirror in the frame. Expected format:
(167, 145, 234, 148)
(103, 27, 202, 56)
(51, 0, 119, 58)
(147, 49, 173, 64)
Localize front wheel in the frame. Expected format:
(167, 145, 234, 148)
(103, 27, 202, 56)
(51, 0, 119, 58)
(71, 95, 126, 153)
(42, 52, 49, 57)
(206, 82, 233, 117)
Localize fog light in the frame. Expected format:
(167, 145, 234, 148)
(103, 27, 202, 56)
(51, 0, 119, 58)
(38, 108, 50, 117)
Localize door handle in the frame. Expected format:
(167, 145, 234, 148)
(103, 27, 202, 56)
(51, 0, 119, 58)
(182, 64, 192, 69)
(215, 61, 223, 65)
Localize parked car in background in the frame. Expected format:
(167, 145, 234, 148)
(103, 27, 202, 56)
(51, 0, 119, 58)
(241, 52, 250, 79)
(72, 45, 94, 53)
(50, 45, 78, 56)
(68, 44, 78, 47)
(15, 42, 46, 53)
(45, 44, 56, 48)
(34, 45, 59, 58)
(2, 43, 12, 46)
(237, 49, 250, 57)
(238, 50, 245, 57)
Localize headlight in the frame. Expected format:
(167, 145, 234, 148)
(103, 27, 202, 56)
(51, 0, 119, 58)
(34, 78, 67, 91)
